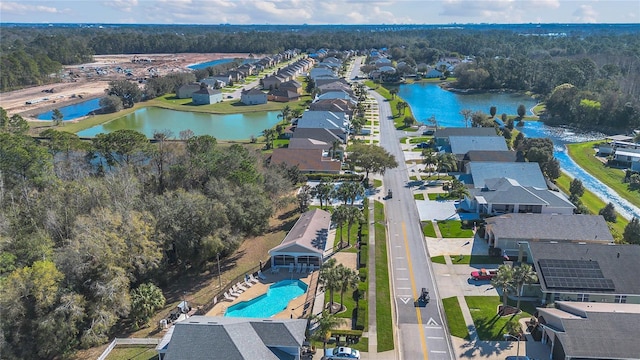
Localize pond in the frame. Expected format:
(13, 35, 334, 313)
(187, 58, 255, 70)
(37, 98, 101, 121)
(398, 83, 538, 127)
(76, 107, 282, 140)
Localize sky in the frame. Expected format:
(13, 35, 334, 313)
(0, 0, 638, 25)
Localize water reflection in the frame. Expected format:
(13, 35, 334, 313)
(520, 122, 640, 220)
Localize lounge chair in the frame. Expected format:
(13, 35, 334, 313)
(249, 274, 260, 284)
(212, 296, 218, 306)
(296, 263, 302, 273)
(223, 292, 236, 301)
(288, 263, 294, 273)
(258, 270, 267, 280)
(301, 264, 308, 273)
(231, 284, 243, 294)
(270, 266, 278, 274)
(308, 264, 314, 273)
(236, 282, 247, 291)
(244, 278, 253, 288)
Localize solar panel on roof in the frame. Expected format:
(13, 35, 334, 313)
(538, 258, 615, 291)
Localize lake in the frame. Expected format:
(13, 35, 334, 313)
(398, 83, 538, 127)
(187, 58, 255, 70)
(37, 98, 102, 121)
(76, 107, 282, 140)
(401, 82, 640, 220)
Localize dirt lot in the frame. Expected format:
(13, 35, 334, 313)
(0, 53, 248, 120)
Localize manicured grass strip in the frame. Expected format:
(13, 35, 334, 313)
(105, 346, 157, 360)
(365, 81, 415, 129)
(555, 172, 628, 239)
(430, 255, 446, 264)
(566, 141, 640, 209)
(414, 193, 425, 200)
(409, 137, 432, 144)
(373, 179, 382, 188)
(448, 255, 506, 265)
(442, 297, 470, 340)
(422, 221, 437, 238)
(436, 220, 475, 238)
(427, 193, 457, 201)
(374, 200, 394, 352)
(465, 296, 533, 341)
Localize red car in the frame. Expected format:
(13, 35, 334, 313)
(470, 268, 498, 280)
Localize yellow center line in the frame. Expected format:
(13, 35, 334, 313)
(401, 222, 429, 360)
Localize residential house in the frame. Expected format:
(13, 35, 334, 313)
(309, 68, 336, 81)
(227, 70, 244, 83)
(269, 148, 341, 174)
(465, 162, 548, 189)
(191, 87, 223, 105)
(314, 77, 349, 88)
(176, 83, 202, 99)
(240, 88, 268, 105)
(289, 137, 343, 160)
(291, 127, 346, 145)
(313, 91, 357, 105)
(526, 242, 640, 305)
(536, 301, 640, 360)
(462, 177, 575, 216)
(279, 80, 302, 95)
(448, 136, 509, 160)
(484, 214, 614, 259)
(201, 75, 230, 88)
(317, 82, 354, 96)
(374, 58, 392, 68)
(269, 208, 331, 268)
(433, 127, 498, 148)
(262, 75, 287, 90)
(612, 147, 640, 169)
(297, 111, 350, 133)
(267, 88, 300, 102)
(461, 150, 523, 172)
(156, 316, 307, 360)
(309, 98, 354, 117)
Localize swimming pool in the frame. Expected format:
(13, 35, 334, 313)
(224, 279, 308, 318)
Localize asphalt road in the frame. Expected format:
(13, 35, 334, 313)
(370, 90, 455, 360)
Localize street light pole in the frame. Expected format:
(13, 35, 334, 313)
(503, 334, 521, 358)
(217, 253, 222, 289)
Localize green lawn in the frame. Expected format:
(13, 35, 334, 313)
(431, 255, 446, 264)
(105, 346, 157, 360)
(365, 81, 415, 129)
(442, 297, 470, 340)
(436, 220, 474, 238)
(555, 172, 628, 239)
(422, 221, 437, 238)
(409, 137, 432, 144)
(373, 179, 382, 188)
(414, 193, 425, 200)
(566, 141, 640, 210)
(448, 255, 505, 265)
(465, 296, 534, 341)
(374, 201, 394, 352)
(427, 193, 458, 201)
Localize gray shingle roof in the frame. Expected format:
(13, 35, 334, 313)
(529, 243, 640, 296)
(471, 178, 574, 208)
(448, 136, 508, 154)
(270, 208, 331, 254)
(291, 128, 344, 144)
(487, 213, 614, 243)
(469, 162, 547, 189)
(557, 311, 640, 359)
(163, 317, 307, 360)
(463, 150, 522, 162)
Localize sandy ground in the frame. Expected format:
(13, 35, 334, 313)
(0, 53, 249, 119)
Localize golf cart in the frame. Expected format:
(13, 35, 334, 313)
(415, 287, 430, 307)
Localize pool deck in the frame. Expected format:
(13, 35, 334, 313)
(206, 270, 314, 319)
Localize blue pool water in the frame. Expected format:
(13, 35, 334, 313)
(225, 279, 308, 318)
(37, 98, 101, 121)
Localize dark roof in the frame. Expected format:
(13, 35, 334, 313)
(435, 127, 497, 138)
(557, 311, 640, 359)
(528, 242, 640, 295)
(193, 87, 221, 95)
(487, 213, 614, 243)
(291, 127, 345, 144)
(268, 89, 299, 99)
(163, 317, 307, 360)
(270, 208, 331, 254)
(242, 88, 266, 96)
(463, 150, 522, 162)
(288, 138, 331, 150)
(270, 148, 341, 173)
(448, 136, 508, 154)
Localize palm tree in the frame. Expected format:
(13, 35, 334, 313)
(320, 259, 340, 310)
(512, 264, 538, 310)
(278, 105, 292, 123)
(389, 88, 398, 99)
(449, 178, 469, 200)
(435, 152, 457, 178)
(335, 183, 352, 205)
(330, 139, 342, 160)
(491, 264, 515, 311)
(312, 178, 335, 209)
(345, 206, 364, 246)
(335, 264, 360, 311)
(332, 205, 349, 247)
(311, 310, 345, 355)
(422, 148, 437, 177)
(262, 128, 276, 149)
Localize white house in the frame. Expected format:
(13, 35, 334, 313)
(191, 87, 223, 105)
(240, 88, 267, 105)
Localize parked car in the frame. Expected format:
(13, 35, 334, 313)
(415, 142, 429, 149)
(470, 268, 498, 280)
(325, 346, 361, 359)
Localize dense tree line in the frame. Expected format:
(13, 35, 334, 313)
(0, 116, 301, 358)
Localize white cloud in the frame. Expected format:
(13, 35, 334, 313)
(440, 0, 516, 18)
(103, 0, 139, 12)
(572, 4, 598, 23)
(0, 2, 62, 14)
